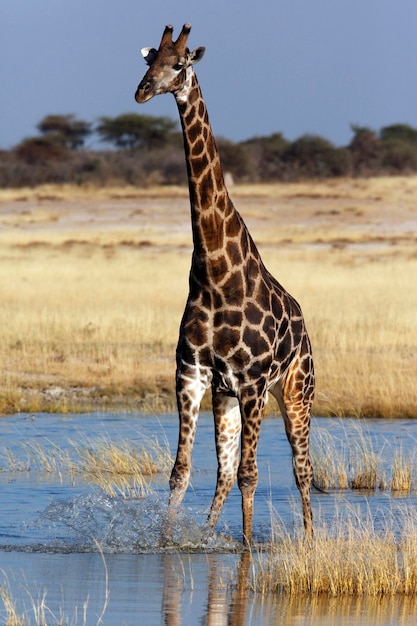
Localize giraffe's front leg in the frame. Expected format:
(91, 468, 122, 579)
(166, 367, 208, 539)
(206, 391, 241, 535)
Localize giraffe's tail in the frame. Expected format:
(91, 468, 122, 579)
(311, 479, 328, 494)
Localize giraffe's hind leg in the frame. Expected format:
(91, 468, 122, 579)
(237, 385, 267, 546)
(206, 391, 241, 534)
(271, 357, 315, 538)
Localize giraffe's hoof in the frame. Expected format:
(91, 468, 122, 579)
(201, 525, 215, 546)
(160, 521, 174, 546)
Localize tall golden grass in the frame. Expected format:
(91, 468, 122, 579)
(255, 505, 417, 596)
(1, 433, 172, 498)
(0, 177, 416, 416)
(311, 420, 417, 492)
(72, 435, 172, 497)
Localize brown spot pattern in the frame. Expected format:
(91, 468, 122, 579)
(135, 27, 315, 544)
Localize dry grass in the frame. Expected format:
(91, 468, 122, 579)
(302, 259, 417, 418)
(0, 246, 187, 413)
(0, 177, 416, 416)
(1, 441, 72, 476)
(390, 451, 414, 493)
(0, 542, 109, 624)
(72, 434, 172, 497)
(0, 433, 172, 499)
(0, 183, 189, 203)
(0, 584, 25, 626)
(255, 505, 417, 596)
(310, 428, 350, 490)
(311, 420, 417, 492)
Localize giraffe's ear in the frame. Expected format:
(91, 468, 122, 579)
(141, 47, 157, 66)
(189, 46, 205, 65)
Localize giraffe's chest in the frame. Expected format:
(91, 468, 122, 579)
(193, 326, 280, 396)
(178, 290, 288, 393)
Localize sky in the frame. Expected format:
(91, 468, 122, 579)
(1, 0, 417, 150)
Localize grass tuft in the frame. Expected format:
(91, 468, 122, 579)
(311, 420, 417, 493)
(73, 435, 172, 498)
(390, 451, 413, 493)
(0, 583, 25, 626)
(0, 432, 173, 499)
(255, 505, 417, 596)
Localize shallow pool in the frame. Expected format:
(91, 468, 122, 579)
(1, 412, 417, 624)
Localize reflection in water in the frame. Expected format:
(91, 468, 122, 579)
(260, 594, 417, 626)
(204, 553, 250, 626)
(205, 555, 230, 626)
(162, 552, 251, 626)
(2, 549, 417, 625)
(162, 554, 181, 626)
(159, 551, 417, 626)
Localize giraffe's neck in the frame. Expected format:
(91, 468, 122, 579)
(174, 71, 242, 268)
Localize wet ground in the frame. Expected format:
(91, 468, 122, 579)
(1, 412, 417, 624)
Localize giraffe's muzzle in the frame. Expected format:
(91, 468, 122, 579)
(135, 81, 153, 103)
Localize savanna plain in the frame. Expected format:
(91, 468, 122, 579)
(1, 176, 417, 624)
(1, 176, 416, 417)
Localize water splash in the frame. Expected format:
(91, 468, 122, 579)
(33, 492, 241, 553)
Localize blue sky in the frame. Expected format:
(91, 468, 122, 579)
(1, 0, 417, 150)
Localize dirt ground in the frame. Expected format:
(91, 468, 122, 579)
(1, 177, 416, 250)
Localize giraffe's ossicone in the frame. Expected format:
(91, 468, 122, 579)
(135, 24, 315, 545)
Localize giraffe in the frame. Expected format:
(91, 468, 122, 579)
(135, 24, 315, 545)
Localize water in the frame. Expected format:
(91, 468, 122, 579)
(1, 412, 417, 624)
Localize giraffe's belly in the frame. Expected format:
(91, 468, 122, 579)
(208, 345, 283, 397)
(210, 364, 241, 397)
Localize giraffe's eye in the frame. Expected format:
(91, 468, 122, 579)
(173, 62, 184, 71)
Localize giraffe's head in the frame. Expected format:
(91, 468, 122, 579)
(135, 24, 205, 104)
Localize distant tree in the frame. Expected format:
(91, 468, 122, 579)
(284, 134, 351, 178)
(259, 132, 289, 153)
(96, 113, 178, 150)
(379, 124, 417, 172)
(380, 123, 417, 146)
(216, 138, 251, 181)
(37, 114, 92, 149)
(14, 136, 68, 164)
(348, 126, 382, 175)
(381, 141, 417, 172)
(243, 133, 290, 181)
